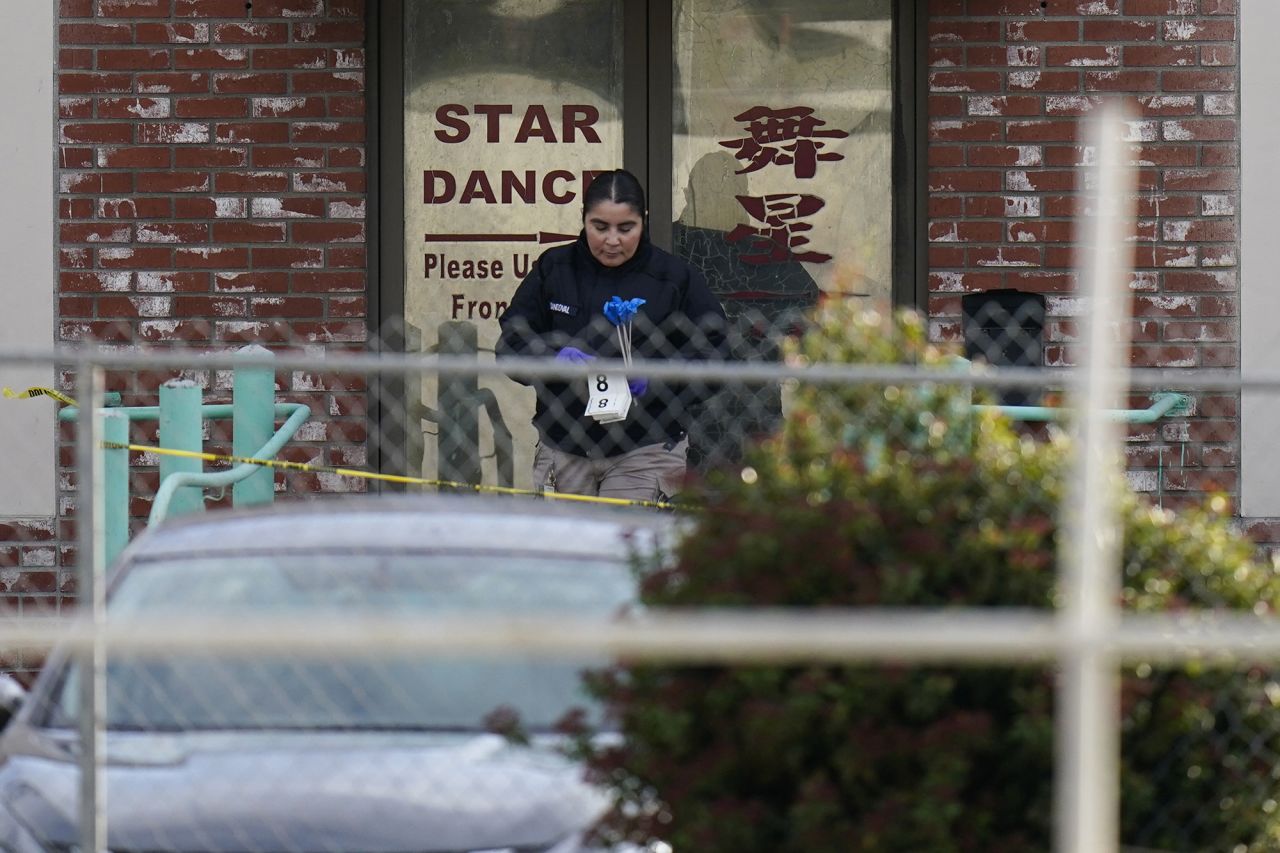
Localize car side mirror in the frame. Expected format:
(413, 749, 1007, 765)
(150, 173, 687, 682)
(0, 673, 27, 730)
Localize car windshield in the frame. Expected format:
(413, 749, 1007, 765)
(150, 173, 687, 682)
(48, 549, 635, 734)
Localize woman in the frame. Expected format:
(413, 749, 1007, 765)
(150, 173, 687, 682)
(498, 169, 727, 502)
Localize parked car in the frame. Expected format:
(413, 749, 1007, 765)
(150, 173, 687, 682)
(0, 495, 680, 853)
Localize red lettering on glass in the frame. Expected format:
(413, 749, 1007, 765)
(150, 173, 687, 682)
(727, 193, 832, 264)
(718, 106, 848, 179)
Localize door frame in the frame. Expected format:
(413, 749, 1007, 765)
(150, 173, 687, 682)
(366, 0, 924, 478)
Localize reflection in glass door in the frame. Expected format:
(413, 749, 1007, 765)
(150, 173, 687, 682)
(402, 1, 625, 488)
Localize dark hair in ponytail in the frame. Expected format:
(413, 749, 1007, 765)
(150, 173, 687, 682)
(583, 169, 647, 227)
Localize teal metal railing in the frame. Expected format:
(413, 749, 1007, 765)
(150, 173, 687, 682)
(57, 346, 310, 564)
(976, 391, 1192, 424)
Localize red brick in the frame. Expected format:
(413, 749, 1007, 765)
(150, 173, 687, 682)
(291, 222, 364, 243)
(928, 170, 1003, 192)
(1047, 46, 1120, 67)
(98, 0, 169, 15)
(97, 247, 172, 268)
(215, 271, 289, 292)
(1007, 70, 1080, 92)
(291, 122, 364, 143)
(175, 48, 250, 69)
(1123, 45, 1198, 66)
(253, 146, 325, 168)
(252, 247, 323, 268)
(213, 72, 288, 93)
(60, 147, 95, 168)
(929, 71, 1002, 93)
(135, 271, 211, 293)
(60, 73, 134, 94)
(138, 122, 212, 144)
(97, 147, 173, 168)
(294, 171, 365, 193)
(1164, 19, 1235, 41)
(60, 223, 133, 244)
(1007, 120, 1083, 142)
(138, 222, 210, 243)
(61, 0, 93, 14)
(929, 147, 965, 168)
(174, 247, 250, 268)
(174, 146, 247, 167)
(1163, 70, 1236, 92)
(929, 120, 1002, 142)
(213, 122, 289, 143)
(60, 198, 95, 219)
(252, 96, 326, 118)
(327, 147, 363, 167)
(60, 123, 134, 144)
(291, 272, 366, 292)
(174, 0, 248, 16)
(98, 49, 173, 71)
(214, 22, 288, 43)
(173, 296, 246, 317)
(327, 247, 365, 268)
(175, 97, 249, 118)
(212, 222, 287, 242)
(1007, 20, 1080, 41)
(251, 0, 324, 15)
(60, 22, 134, 43)
(138, 72, 210, 93)
(174, 197, 247, 218)
(214, 171, 288, 192)
(293, 20, 364, 42)
(135, 171, 211, 192)
(60, 48, 94, 69)
(1084, 20, 1157, 41)
(930, 20, 1003, 42)
(251, 47, 328, 68)
(929, 95, 966, 117)
(1085, 70, 1158, 91)
(292, 72, 364, 94)
(928, 221, 1004, 242)
(136, 23, 211, 43)
(250, 296, 324, 318)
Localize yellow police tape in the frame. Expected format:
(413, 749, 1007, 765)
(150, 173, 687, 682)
(99, 441, 679, 511)
(3, 386, 78, 407)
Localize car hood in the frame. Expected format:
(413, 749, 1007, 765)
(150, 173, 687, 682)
(0, 730, 606, 852)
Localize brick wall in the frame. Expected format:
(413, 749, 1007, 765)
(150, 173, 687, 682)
(1, 0, 371, 619)
(925, 0, 1240, 513)
(1, 0, 1257, 621)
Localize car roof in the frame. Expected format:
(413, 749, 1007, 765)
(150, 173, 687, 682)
(119, 493, 683, 564)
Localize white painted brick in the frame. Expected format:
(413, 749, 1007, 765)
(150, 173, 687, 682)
(1005, 196, 1040, 218)
(1201, 195, 1235, 216)
(1203, 94, 1237, 116)
(329, 200, 366, 219)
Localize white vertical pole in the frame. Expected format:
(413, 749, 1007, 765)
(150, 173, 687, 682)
(1054, 103, 1137, 853)
(76, 362, 108, 853)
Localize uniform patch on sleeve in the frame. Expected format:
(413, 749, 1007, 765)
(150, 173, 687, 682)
(549, 301, 578, 316)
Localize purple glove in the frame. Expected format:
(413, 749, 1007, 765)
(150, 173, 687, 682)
(628, 377, 648, 397)
(555, 346, 594, 364)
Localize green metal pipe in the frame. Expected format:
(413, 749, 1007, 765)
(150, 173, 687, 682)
(232, 345, 276, 508)
(100, 412, 130, 568)
(148, 404, 311, 525)
(158, 380, 204, 518)
(973, 392, 1190, 424)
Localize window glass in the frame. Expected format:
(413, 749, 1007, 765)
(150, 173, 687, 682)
(672, 0, 894, 314)
(403, 1, 625, 488)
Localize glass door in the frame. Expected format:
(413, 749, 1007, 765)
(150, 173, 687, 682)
(401, 0, 626, 488)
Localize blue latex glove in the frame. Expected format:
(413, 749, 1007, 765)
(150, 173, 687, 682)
(555, 346, 594, 364)
(628, 377, 648, 397)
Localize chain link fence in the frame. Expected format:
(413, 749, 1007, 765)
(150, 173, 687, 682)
(0, 294, 1274, 852)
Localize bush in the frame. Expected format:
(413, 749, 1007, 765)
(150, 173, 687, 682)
(573, 305, 1280, 852)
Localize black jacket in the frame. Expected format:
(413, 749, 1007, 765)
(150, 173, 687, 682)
(497, 234, 727, 457)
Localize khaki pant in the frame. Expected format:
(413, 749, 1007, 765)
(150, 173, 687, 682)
(532, 437, 689, 503)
